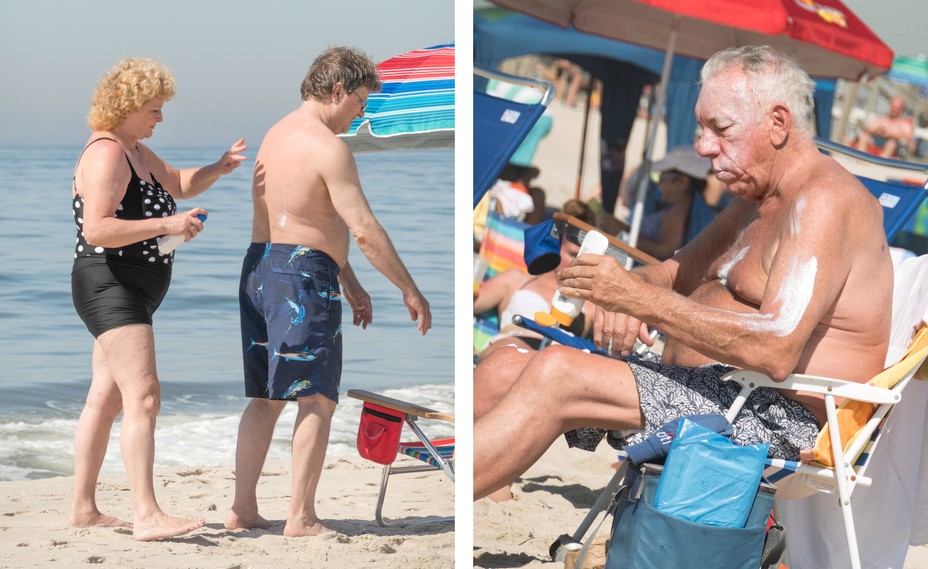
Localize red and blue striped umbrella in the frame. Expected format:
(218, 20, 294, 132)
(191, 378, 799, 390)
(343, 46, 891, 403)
(343, 42, 454, 152)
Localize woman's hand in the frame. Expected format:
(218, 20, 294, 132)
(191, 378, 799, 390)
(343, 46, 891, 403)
(215, 138, 247, 174)
(163, 208, 208, 242)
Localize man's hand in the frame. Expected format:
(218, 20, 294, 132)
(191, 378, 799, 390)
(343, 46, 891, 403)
(403, 290, 432, 335)
(343, 284, 373, 329)
(557, 253, 637, 314)
(594, 307, 654, 357)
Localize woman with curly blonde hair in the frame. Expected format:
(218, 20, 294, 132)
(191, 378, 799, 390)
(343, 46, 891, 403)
(69, 56, 246, 541)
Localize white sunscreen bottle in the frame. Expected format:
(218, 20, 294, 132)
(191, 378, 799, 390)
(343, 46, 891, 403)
(536, 229, 609, 328)
(157, 214, 207, 255)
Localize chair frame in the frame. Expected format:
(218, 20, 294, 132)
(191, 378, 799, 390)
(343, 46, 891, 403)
(347, 389, 454, 527)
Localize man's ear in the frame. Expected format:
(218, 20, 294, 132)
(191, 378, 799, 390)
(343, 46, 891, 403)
(770, 104, 791, 146)
(332, 81, 345, 103)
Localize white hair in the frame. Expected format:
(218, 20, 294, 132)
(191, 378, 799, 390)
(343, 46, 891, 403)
(701, 46, 816, 135)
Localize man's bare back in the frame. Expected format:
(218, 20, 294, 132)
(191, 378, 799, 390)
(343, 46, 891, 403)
(251, 107, 356, 265)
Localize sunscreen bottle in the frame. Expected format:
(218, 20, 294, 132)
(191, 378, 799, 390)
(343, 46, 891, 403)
(535, 230, 609, 328)
(157, 214, 207, 255)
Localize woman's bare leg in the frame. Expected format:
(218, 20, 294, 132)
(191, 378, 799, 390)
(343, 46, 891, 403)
(69, 339, 129, 528)
(96, 324, 205, 541)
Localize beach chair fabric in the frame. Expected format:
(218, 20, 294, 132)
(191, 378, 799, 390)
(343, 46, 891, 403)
(347, 389, 454, 527)
(473, 66, 553, 208)
(474, 211, 530, 356)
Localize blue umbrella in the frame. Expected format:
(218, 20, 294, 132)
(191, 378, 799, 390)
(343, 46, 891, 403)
(342, 42, 454, 152)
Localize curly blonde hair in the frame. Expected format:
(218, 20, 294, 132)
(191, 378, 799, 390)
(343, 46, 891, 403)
(87, 57, 176, 131)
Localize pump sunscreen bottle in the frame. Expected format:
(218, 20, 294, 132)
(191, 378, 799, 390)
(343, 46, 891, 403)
(535, 230, 609, 328)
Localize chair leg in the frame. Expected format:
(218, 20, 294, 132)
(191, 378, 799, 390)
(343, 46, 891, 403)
(550, 462, 627, 561)
(374, 463, 393, 527)
(823, 394, 862, 569)
(373, 461, 454, 527)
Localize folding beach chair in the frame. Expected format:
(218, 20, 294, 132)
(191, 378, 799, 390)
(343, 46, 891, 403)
(473, 65, 555, 207)
(540, 162, 928, 567)
(347, 389, 454, 527)
(473, 210, 531, 356)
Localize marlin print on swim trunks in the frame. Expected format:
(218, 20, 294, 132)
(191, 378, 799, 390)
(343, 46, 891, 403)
(287, 245, 315, 266)
(282, 379, 314, 398)
(286, 292, 306, 327)
(317, 288, 341, 300)
(273, 348, 317, 362)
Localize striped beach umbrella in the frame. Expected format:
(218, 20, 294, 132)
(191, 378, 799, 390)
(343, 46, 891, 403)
(342, 42, 454, 152)
(887, 55, 928, 91)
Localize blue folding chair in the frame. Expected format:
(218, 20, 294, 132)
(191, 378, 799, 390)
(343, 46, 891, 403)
(474, 65, 555, 208)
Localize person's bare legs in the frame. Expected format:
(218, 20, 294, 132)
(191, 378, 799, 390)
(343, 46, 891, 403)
(96, 324, 205, 541)
(225, 398, 286, 530)
(474, 345, 644, 500)
(475, 345, 535, 501)
(69, 339, 130, 529)
(284, 394, 336, 537)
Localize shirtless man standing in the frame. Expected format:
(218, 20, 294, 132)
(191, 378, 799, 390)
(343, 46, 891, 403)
(224, 47, 431, 535)
(474, 45, 893, 500)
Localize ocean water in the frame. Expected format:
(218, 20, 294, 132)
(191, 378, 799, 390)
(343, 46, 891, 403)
(0, 144, 454, 481)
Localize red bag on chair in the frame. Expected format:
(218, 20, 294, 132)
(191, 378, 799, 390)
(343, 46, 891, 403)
(357, 402, 405, 465)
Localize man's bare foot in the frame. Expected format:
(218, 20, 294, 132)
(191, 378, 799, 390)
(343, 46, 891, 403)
(224, 508, 273, 530)
(68, 510, 132, 529)
(132, 513, 205, 542)
(488, 486, 514, 503)
(282, 518, 334, 537)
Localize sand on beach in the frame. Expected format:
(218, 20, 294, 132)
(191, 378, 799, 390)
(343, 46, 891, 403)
(473, 436, 928, 569)
(0, 456, 453, 569)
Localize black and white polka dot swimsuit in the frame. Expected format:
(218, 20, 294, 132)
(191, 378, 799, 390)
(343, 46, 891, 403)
(72, 137, 177, 264)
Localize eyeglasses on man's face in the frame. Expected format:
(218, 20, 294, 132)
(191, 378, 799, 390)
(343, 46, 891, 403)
(658, 171, 682, 183)
(351, 91, 368, 112)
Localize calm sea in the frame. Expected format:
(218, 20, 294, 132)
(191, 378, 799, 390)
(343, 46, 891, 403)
(0, 144, 454, 481)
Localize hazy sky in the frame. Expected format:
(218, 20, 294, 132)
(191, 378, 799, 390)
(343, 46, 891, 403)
(1, 0, 453, 146)
(840, 0, 926, 59)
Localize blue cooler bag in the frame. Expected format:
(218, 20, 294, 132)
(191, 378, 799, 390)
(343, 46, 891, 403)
(607, 463, 775, 569)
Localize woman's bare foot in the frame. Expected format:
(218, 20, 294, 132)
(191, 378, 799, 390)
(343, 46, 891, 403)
(224, 508, 273, 530)
(68, 509, 132, 529)
(132, 513, 205, 542)
(282, 518, 334, 537)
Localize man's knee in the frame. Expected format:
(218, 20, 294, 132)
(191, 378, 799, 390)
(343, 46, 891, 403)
(296, 393, 337, 417)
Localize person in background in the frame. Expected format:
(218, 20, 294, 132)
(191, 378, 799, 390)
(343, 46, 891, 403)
(850, 95, 916, 159)
(474, 199, 596, 362)
(596, 146, 711, 260)
(225, 46, 431, 537)
(69, 56, 246, 540)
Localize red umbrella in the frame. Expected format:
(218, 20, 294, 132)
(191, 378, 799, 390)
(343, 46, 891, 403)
(488, 0, 894, 246)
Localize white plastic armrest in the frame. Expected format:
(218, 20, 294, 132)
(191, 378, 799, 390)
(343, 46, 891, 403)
(721, 370, 900, 405)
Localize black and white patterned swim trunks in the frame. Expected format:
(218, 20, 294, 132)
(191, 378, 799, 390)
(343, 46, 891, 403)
(564, 359, 821, 461)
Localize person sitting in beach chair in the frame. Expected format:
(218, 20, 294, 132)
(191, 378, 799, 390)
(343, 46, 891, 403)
(474, 45, 893, 508)
(474, 199, 597, 361)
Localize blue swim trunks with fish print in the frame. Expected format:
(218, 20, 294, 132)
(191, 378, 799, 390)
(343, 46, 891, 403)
(239, 243, 342, 402)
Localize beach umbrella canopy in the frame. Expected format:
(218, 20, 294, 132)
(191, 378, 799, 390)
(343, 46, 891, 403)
(342, 42, 455, 152)
(887, 55, 928, 91)
(488, 0, 894, 246)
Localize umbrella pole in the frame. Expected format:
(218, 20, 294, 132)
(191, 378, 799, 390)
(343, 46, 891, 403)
(575, 74, 595, 200)
(627, 16, 679, 251)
